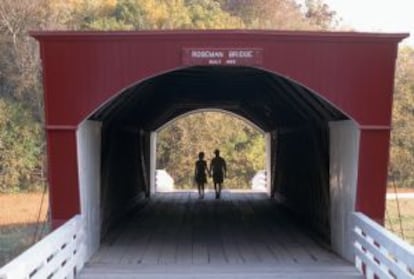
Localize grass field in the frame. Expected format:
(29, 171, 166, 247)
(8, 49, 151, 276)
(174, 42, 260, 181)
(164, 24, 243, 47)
(0, 192, 413, 267)
(385, 197, 414, 245)
(0, 192, 49, 266)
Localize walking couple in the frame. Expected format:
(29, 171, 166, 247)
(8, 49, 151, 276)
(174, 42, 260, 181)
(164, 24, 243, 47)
(194, 149, 227, 199)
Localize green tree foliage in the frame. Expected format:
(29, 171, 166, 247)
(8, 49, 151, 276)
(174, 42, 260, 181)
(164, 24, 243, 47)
(71, 0, 337, 31)
(0, 99, 43, 192)
(389, 47, 414, 188)
(73, 0, 242, 30)
(0, 0, 48, 192)
(157, 112, 265, 189)
(219, 0, 336, 30)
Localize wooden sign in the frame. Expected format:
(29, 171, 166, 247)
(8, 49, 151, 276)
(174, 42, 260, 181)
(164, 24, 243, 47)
(182, 48, 262, 66)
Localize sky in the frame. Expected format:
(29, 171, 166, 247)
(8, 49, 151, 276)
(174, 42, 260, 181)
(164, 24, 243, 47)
(309, 0, 413, 46)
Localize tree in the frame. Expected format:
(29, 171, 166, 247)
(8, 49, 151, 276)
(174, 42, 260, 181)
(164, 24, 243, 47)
(70, 0, 242, 30)
(219, 0, 337, 30)
(303, 0, 338, 29)
(389, 47, 414, 188)
(0, 99, 43, 192)
(0, 0, 51, 192)
(0, 0, 45, 115)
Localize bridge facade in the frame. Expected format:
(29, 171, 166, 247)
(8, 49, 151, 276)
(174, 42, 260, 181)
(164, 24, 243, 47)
(2, 30, 413, 278)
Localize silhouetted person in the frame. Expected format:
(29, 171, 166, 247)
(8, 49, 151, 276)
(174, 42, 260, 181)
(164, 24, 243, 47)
(210, 149, 227, 199)
(194, 152, 208, 199)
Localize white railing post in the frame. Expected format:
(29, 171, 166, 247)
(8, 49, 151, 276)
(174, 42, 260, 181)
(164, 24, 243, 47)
(351, 212, 414, 279)
(0, 215, 86, 279)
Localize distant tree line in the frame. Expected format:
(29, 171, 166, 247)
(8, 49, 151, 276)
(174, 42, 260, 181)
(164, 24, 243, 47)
(0, 0, 412, 192)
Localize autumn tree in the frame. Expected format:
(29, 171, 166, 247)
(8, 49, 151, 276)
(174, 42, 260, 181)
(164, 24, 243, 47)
(389, 47, 414, 188)
(71, 0, 242, 30)
(0, 0, 50, 192)
(303, 0, 338, 29)
(219, 0, 337, 30)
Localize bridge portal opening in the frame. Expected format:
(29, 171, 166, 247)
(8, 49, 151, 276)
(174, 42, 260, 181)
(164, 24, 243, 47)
(154, 110, 266, 192)
(77, 66, 358, 261)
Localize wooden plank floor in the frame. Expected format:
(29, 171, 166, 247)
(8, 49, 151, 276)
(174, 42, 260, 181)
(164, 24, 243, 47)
(80, 191, 362, 278)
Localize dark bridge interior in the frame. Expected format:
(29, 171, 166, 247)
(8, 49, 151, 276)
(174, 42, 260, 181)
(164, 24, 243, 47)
(90, 66, 347, 242)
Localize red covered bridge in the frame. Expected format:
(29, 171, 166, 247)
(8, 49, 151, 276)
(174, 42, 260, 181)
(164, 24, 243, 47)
(2, 30, 413, 278)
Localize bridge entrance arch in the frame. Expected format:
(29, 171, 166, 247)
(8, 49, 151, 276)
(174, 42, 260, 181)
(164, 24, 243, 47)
(32, 30, 406, 262)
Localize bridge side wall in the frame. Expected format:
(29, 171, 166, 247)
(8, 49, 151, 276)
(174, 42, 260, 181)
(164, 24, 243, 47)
(100, 127, 149, 233)
(356, 129, 391, 224)
(47, 129, 81, 228)
(329, 120, 360, 261)
(274, 124, 330, 239)
(77, 120, 102, 261)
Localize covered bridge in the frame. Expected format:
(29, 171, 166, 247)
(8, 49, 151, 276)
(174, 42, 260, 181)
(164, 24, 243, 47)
(11, 30, 408, 278)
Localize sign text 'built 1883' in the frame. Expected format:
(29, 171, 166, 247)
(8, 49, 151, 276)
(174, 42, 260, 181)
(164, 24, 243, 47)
(182, 48, 262, 66)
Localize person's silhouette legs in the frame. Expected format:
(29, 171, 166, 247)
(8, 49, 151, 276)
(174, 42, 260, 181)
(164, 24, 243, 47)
(198, 183, 204, 199)
(214, 182, 221, 199)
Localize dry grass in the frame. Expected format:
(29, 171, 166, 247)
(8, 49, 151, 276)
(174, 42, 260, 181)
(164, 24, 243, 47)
(0, 192, 50, 266)
(0, 192, 48, 225)
(385, 197, 414, 245)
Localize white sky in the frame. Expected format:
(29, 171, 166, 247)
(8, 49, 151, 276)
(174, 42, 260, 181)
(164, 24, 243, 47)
(304, 0, 413, 46)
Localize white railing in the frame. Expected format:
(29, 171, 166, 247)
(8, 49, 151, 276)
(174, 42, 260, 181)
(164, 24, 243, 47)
(251, 170, 266, 191)
(0, 215, 85, 279)
(351, 212, 414, 279)
(155, 169, 174, 192)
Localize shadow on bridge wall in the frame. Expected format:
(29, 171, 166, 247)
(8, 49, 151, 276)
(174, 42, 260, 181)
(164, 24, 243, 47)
(274, 125, 331, 240)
